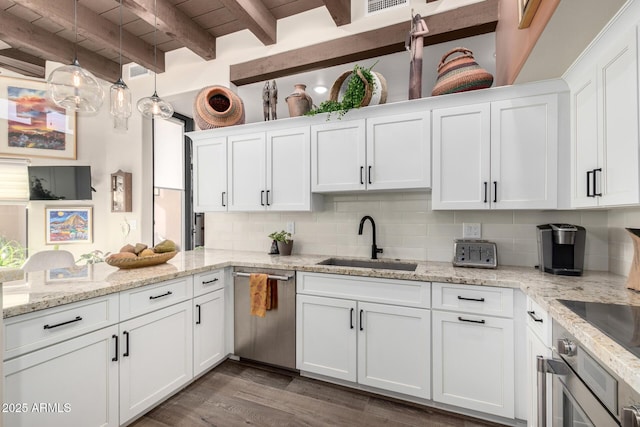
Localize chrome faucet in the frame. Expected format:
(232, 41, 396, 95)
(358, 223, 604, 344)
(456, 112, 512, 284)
(358, 215, 383, 259)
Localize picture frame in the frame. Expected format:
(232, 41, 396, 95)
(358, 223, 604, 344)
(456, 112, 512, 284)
(518, 0, 542, 29)
(0, 76, 76, 160)
(45, 206, 93, 244)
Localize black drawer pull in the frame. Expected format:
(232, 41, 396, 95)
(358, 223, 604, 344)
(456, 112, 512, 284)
(149, 291, 173, 300)
(457, 296, 485, 302)
(112, 334, 119, 362)
(202, 278, 219, 285)
(458, 316, 486, 324)
(221, 191, 226, 207)
(359, 309, 364, 331)
(493, 181, 497, 203)
(260, 190, 265, 206)
(43, 316, 82, 330)
(123, 331, 130, 357)
(350, 308, 354, 329)
(360, 166, 364, 185)
(527, 310, 544, 323)
(368, 166, 372, 184)
(196, 304, 202, 325)
(586, 170, 594, 197)
(593, 168, 602, 197)
(266, 190, 271, 206)
(483, 181, 488, 203)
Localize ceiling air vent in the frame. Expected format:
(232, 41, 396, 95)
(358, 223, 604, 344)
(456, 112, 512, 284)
(366, 0, 407, 15)
(128, 64, 151, 79)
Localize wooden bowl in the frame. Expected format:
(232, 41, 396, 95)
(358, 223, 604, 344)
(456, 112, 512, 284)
(105, 251, 178, 269)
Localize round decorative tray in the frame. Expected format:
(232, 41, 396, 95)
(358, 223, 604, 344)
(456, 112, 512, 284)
(105, 251, 178, 269)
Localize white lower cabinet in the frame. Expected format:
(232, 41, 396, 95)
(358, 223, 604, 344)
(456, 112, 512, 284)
(119, 300, 193, 425)
(296, 294, 430, 399)
(4, 325, 119, 427)
(193, 288, 226, 376)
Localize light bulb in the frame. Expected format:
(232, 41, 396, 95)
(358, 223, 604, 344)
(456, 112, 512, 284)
(72, 71, 81, 88)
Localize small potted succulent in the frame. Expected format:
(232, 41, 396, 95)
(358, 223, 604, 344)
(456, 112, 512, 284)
(268, 230, 293, 256)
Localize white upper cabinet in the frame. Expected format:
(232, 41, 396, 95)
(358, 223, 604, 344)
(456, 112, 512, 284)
(311, 111, 431, 193)
(192, 136, 227, 212)
(227, 132, 267, 211)
(569, 22, 640, 207)
(432, 94, 558, 210)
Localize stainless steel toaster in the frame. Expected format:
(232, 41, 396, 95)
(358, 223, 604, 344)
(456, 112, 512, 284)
(453, 239, 498, 268)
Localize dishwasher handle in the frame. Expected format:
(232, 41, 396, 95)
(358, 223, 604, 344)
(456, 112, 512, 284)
(233, 272, 292, 281)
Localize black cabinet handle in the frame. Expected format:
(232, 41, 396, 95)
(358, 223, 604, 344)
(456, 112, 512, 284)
(222, 191, 226, 206)
(457, 296, 485, 302)
(123, 331, 130, 357)
(527, 310, 544, 323)
(483, 182, 488, 203)
(350, 308, 354, 329)
(360, 166, 364, 185)
(149, 291, 172, 300)
(266, 190, 270, 206)
(43, 316, 82, 330)
(493, 181, 497, 203)
(458, 316, 486, 324)
(359, 309, 364, 331)
(368, 166, 372, 184)
(260, 190, 265, 206)
(196, 304, 201, 325)
(202, 278, 219, 285)
(586, 170, 594, 197)
(112, 334, 119, 362)
(593, 168, 602, 196)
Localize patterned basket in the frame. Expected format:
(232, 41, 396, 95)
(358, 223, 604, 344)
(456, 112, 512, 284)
(431, 48, 493, 96)
(193, 86, 245, 129)
(105, 251, 178, 269)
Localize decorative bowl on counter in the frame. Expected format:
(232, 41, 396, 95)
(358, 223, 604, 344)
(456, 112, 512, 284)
(105, 251, 178, 269)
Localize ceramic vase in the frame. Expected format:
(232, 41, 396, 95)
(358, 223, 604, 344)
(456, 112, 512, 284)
(627, 228, 640, 291)
(276, 240, 293, 256)
(285, 84, 313, 117)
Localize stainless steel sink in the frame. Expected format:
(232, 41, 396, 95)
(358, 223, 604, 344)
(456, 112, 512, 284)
(317, 258, 418, 271)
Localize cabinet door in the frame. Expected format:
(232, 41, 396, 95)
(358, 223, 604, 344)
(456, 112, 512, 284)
(491, 94, 558, 209)
(227, 132, 266, 211)
(526, 326, 552, 427)
(357, 302, 430, 399)
(432, 103, 491, 210)
(311, 120, 366, 192)
(194, 289, 225, 377)
(597, 29, 639, 206)
(296, 295, 357, 382)
(432, 310, 514, 419)
(119, 301, 193, 425)
(267, 127, 311, 211)
(192, 137, 227, 212)
(571, 70, 599, 208)
(4, 326, 119, 427)
(366, 112, 430, 190)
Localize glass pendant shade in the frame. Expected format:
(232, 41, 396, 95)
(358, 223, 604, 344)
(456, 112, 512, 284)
(110, 78, 132, 129)
(47, 58, 104, 113)
(137, 90, 173, 119)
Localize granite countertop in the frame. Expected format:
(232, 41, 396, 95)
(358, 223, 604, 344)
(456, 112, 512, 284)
(2, 248, 640, 395)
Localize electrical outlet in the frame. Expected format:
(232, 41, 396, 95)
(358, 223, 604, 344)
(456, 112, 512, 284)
(286, 222, 295, 234)
(462, 223, 481, 239)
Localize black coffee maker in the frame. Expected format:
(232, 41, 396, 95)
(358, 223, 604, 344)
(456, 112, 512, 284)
(536, 224, 586, 276)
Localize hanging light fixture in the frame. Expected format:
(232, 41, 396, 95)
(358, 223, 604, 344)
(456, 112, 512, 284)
(110, 0, 132, 129)
(137, 0, 173, 120)
(47, 0, 104, 113)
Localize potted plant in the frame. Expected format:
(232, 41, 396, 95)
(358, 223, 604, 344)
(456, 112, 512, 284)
(268, 230, 293, 256)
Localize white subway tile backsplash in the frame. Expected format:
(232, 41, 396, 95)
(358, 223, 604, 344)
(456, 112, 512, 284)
(453, 211, 514, 224)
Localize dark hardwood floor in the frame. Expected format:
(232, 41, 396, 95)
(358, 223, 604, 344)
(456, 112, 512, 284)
(130, 360, 508, 427)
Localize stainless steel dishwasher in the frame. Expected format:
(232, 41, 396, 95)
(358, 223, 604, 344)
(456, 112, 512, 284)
(233, 267, 296, 370)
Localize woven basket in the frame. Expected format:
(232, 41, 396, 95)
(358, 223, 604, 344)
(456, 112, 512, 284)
(193, 86, 245, 129)
(105, 251, 178, 269)
(329, 69, 388, 107)
(431, 48, 493, 96)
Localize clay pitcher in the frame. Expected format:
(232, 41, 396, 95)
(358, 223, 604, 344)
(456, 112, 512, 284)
(285, 84, 313, 117)
(626, 228, 640, 291)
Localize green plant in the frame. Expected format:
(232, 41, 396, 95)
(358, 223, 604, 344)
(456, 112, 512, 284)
(0, 237, 26, 268)
(76, 249, 110, 265)
(268, 230, 292, 243)
(306, 62, 378, 119)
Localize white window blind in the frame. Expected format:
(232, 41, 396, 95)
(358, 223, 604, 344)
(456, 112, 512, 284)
(0, 158, 29, 202)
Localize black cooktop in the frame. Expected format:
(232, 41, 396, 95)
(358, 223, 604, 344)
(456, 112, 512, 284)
(559, 299, 640, 359)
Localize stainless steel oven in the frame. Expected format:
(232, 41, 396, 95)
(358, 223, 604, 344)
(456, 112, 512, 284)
(537, 320, 640, 426)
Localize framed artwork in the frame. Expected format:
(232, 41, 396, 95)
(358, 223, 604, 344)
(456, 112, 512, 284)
(0, 76, 76, 159)
(518, 0, 541, 29)
(45, 207, 93, 244)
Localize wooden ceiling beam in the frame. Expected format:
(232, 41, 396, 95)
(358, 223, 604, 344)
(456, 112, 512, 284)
(0, 10, 120, 82)
(12, 0, 164, 73)
(0, 48, 45, 78)
(322, 0, 350, 26)
(218, 0, 277, 45)
(123, 0, 216, 60)
(230, 0, 498, 85)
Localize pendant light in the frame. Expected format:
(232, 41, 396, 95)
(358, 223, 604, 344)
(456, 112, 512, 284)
(137, 0, 173, 120)
(110, 0, 132, 129)
(47, 0, 104, 113)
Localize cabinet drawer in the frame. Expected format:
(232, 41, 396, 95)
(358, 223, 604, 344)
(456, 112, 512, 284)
(4, 294, 119, 360)
(526, 297, 551, 344)
(297, 272, 430, 308)
(120, 276, 193, 321)
(432, 283, 514, 318)
(193, 269, 225, 297)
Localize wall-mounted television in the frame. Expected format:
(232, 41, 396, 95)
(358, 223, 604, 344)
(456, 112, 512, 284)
(28, 166, 93, 200)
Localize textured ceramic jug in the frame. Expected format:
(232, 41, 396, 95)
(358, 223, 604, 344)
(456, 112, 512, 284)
(626, 228, 640, 291)
(285, 84, 313, 117)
